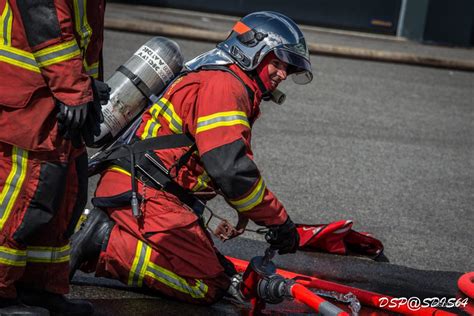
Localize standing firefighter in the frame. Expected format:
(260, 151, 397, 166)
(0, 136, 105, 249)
(0, 0, 108, 315)
(71, 11, 313, 304)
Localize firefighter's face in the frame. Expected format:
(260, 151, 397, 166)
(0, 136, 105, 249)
(267, 58, 288, 90)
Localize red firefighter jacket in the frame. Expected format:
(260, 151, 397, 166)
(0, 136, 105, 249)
(104, 64, 289, 227)
(0, 0, 105, 151)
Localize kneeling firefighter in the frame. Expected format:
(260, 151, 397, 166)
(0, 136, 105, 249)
(70, 11, 313, 304)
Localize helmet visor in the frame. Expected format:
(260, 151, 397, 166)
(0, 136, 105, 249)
(274, 48, 313, 85)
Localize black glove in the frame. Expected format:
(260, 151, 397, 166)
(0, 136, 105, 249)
(57, 79, 109, 147)
(92, 79, 111, 106)
(81, 79, 109, 146)
(57, 102, 88, 131)
(265, 217, 300, 255)
(57, 102, 88, 148)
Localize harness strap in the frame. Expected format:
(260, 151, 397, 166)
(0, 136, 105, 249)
(117, 65, 153, 100)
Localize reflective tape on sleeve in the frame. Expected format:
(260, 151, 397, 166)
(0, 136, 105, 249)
(229, 177, 266, 212)
(0, 45, 40, 72)
(73, 0, 92, 51)
(34, 40, 81, 68)
(196, 111, 249, 134)
(84, 61, 99, 78)
(1, 1, 13, 46)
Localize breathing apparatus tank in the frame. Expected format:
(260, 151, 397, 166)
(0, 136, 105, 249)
(91, 37, 184, 147)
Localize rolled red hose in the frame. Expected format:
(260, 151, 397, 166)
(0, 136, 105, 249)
(458, 272, 474, 299)
(291, 283, 349, 316)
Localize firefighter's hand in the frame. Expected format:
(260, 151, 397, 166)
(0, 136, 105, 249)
(92, 79, 111, 106)
(81, 80, 109, 146)
(214, 214, 248, 241)
(265, 217, 299, 255)
(57, 102, 88, 131)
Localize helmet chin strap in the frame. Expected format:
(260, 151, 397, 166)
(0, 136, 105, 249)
(252, 71, 272, 101)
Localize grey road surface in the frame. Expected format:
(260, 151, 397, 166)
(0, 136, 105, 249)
(88, 29, 474, 274)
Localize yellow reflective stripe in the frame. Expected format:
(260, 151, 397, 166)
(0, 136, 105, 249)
(151, 98, 183, 134)
(26, 245, 70, 263)
(34, 40, 81, 67)
(145, 261, 208, 299)
(0, 246, 27, 267)
(0, 147, 28, 230)
(191, 171, 211, 192)
(0, 45, 41, 73)
(73, 0, 92, 52)
(229, 177, 266, 212)
(141, 116, 161, 140)
(196, 111, 249, 134)
(128, 240, 151, 287)
(1, 1, 12, 46)
(84, 61, 99, 78)
(108, 165, 131, 177)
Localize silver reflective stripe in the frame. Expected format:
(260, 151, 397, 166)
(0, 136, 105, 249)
(0, 147, 28, 226)
(86, 65, 98, 77)
(2, 2, 11, 45)
(230, 178, 266, 212)
(35, 42, 80, 66)
(144, 120, 160, 139)
(156, 99, 183, 133)
(197, 113, 248, 129)
(0, 48, 38, 67)
(146, 264, 207, 298)
(0, 247, 27, 266)
(235, 184, 265, 211)
(27, 246, 70, 263)
(129, 242, 149, 287)
(75, 0, 91, 50)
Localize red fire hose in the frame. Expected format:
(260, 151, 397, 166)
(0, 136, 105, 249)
(238, 248, 348, 315)
(291, 283, 349, 316)
(458, 272, 474, 315)
(458, 272, 474, 299)
(228, 256, 457, 316)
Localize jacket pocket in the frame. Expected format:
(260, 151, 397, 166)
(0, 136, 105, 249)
(0, 65, 46, 109)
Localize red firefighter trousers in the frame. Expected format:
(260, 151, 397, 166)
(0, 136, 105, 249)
(0, 142, 87, 298)
(94, 170, 231, 304)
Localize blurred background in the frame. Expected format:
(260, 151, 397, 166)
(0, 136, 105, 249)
(116, 0, 474, 47)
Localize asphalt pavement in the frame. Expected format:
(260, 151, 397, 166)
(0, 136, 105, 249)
(79, 4, 474, 314)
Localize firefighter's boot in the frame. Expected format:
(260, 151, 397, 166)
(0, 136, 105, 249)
(18, 289, 93, 316)
(0, 298, 50, 316)
(69, 208, 114, 280)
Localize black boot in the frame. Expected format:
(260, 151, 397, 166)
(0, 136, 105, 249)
(69, 208, 114, 280)
(17, 289, 92, 316)
(0, 298, 49, 316)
